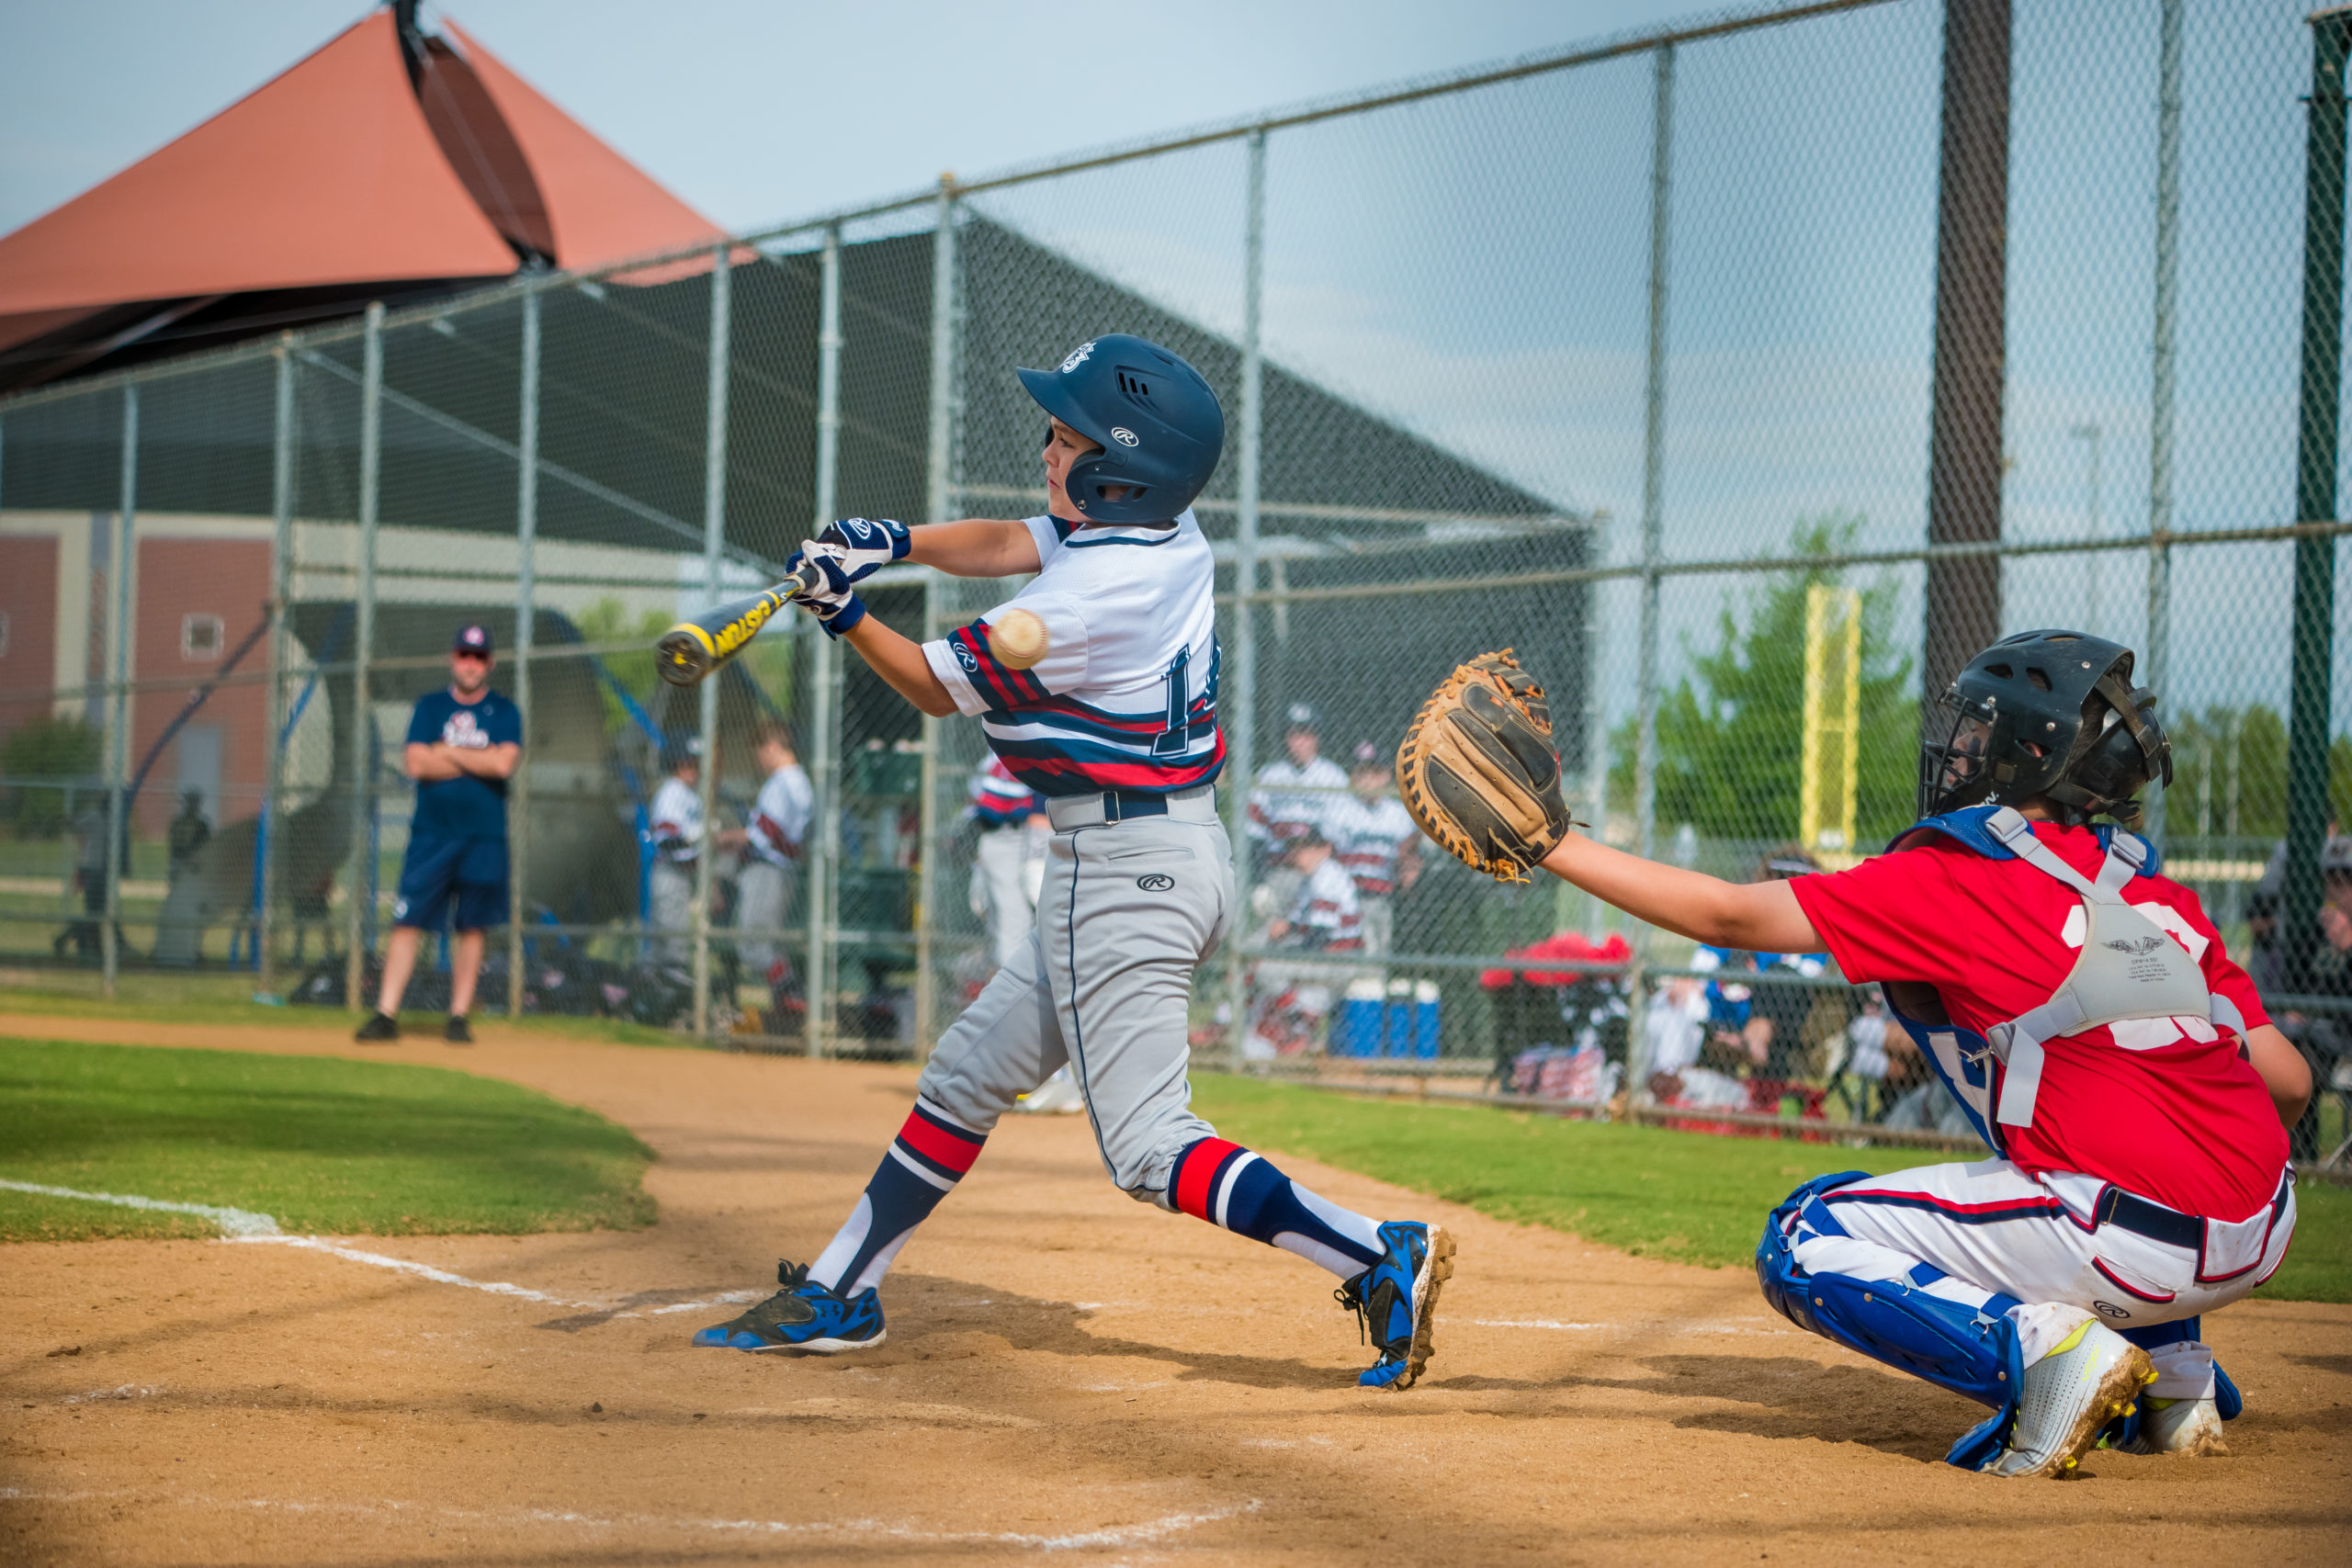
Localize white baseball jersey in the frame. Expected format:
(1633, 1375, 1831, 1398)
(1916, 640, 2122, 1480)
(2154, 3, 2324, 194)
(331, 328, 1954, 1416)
(922, 510, 1224, 797)
(1287, 856, 1363, 953)
(746, 763, 812, 868)
(1325, 793, 1417, 897)
(650, 775, 704, 864)
(1249, 755, 1347, 844)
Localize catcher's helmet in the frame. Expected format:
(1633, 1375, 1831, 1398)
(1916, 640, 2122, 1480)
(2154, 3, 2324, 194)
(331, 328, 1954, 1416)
(1919, 630, 2172, 827)
(1017, 334, 1225, 525)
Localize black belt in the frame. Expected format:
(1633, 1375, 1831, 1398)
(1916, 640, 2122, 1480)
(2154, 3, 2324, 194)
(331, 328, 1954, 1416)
(2096, 1187, 2203, 1251)
(1099, 789, 1169, 822)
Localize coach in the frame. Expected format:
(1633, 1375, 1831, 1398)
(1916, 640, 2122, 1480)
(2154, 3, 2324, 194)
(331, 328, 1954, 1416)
(355, 623, 523, 1045)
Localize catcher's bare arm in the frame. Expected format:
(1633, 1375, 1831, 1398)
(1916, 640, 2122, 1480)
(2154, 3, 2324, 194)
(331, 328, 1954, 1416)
(1399, 649, 1817, 950)
(1538, 834, 1819, 953)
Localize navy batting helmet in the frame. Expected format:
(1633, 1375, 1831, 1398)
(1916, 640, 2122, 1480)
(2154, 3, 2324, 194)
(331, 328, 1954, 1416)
(1918, 630, 2172, 828)
(1016, 334, 1225, 525)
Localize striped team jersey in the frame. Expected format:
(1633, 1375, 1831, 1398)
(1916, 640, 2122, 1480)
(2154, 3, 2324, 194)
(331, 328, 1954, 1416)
(967, 756, 1045, 828)
(922, 510, 1225, 798)
(1325, 793, 1417, 897)
(1287, 856, 1363, 953)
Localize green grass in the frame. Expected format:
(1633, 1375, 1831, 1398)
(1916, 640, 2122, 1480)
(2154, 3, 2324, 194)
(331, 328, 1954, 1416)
(0, 1038, 656, 1241)
(1187, 1074, 2351, 1304)
(0, 969, 693, 1048)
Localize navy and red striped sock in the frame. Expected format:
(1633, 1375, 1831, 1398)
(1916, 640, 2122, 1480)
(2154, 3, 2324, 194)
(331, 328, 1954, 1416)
(807, 1099, 987, 1295)
(1167, 1136, 1385, 1278)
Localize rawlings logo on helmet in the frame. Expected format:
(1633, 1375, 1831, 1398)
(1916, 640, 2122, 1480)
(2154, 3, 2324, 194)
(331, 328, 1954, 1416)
(1110, 426, 1139, 446)
(1059, 341, 1096, 374)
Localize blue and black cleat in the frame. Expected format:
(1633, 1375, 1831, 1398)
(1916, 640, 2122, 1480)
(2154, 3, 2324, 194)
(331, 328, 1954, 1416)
(1336, 1221, 1454, 1390)
(692, 1260, 886, 1353)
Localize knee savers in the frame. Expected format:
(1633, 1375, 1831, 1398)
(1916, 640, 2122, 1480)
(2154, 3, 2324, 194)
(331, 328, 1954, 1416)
(1757, 1173, 2025, 1471)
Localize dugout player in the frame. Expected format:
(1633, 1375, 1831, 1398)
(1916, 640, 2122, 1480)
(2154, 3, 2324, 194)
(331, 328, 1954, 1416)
(355, 624, 521, 1045)
(693, 335, 1454, 1387)
(1526, 632, 2308, 1476)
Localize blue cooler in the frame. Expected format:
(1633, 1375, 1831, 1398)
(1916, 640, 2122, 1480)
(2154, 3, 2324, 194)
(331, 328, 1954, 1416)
(1413, 979, 1442, 1058)
(1383, 978, 1416, 1057)
(1333, 978, 1385, 1057)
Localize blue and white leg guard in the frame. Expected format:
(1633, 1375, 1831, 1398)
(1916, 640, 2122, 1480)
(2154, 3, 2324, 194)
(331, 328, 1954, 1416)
(1756, 1173, 2027, 1471)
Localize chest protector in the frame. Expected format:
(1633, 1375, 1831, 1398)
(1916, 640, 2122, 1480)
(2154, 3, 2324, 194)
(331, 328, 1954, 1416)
(1883, 806, 2245, 1151)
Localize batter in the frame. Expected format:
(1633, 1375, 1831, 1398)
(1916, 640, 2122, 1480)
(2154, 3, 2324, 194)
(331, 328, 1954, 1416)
(695, 334, 1454, 1388)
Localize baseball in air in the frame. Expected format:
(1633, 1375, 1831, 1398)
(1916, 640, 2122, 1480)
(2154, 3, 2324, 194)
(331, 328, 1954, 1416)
(990, 607, 1050, 669)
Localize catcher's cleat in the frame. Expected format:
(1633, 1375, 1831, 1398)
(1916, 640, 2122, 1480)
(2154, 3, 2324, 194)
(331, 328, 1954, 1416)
(1985, 1320, 2156, 1478)
(2120, 1394, 2228, 1457)
(353, 1011, 399, 1043)
(444, 1014, 473, 1045)
(692, 1260, 886, 1353)
(1337, 1221, 1454, 1391)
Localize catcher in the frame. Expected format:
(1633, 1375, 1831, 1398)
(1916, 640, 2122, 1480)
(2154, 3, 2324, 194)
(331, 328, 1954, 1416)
(1398, 636, 2308, 1476)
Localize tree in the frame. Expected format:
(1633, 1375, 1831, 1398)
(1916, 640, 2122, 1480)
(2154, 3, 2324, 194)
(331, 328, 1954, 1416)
(1611, 516, 1917, 846)
(1, 716, 104, 838)
(2165, 704, 2352, 844)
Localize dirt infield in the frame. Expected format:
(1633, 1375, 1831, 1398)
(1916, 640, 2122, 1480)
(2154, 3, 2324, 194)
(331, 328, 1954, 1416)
(3, 1014, 2348, 1566)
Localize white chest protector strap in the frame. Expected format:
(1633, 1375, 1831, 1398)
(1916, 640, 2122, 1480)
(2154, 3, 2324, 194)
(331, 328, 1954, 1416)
(1979, 808, 2217, 1128)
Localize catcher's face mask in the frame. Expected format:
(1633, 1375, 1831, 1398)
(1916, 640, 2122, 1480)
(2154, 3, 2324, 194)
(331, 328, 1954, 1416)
(1917, 690, 1999, 820)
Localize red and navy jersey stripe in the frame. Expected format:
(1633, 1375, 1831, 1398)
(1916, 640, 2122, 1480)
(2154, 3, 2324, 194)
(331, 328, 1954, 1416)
(946, 621, 1051, 710)
(979, 640, 1226, 798)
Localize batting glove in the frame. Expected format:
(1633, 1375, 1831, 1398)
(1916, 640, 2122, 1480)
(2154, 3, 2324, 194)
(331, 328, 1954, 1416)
(791, 556, 868, 638)
(811, 516, 910, 584)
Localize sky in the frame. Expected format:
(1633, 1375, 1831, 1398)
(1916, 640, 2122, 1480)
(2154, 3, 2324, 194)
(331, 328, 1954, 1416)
(0, 0, 1703, 238)
(5, 0, 2346, 750)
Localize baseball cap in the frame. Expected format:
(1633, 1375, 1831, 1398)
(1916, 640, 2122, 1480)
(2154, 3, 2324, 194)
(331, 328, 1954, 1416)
(1285, 703, 1319, 731)
(453, 624, 493, 656)
(1351, 740, 1385, 767)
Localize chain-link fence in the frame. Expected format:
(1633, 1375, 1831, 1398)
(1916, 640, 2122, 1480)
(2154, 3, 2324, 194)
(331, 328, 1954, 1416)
(2, 0, 2347, 1145)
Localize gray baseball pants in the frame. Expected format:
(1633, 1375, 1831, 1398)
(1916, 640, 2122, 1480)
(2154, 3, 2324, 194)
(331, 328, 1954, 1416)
(736, 858, 797, 986)
(918, 785, 1231, 1207)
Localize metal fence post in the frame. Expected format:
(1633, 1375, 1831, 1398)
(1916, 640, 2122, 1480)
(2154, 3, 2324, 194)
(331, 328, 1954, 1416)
(1625, 40, 1675, 1099)
(1581, 516, 1611, 942)
(1227, 127, 1266, 1073)
(916, 178, 959, 1061)
(2285, 8, 2351, 989)
(694, 245, 733, 1039)
(345, 301, 383, 1010)
(102, 384, 139, 999)
(508, 289, 541, 1019)
(258, 340, 296, 992)
(2141, 0, 2182, 852)
(808, 224, 845, 1058)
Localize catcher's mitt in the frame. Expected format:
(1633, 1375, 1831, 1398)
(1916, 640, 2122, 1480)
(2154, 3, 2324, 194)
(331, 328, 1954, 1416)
(1396, 650, 1577, 884)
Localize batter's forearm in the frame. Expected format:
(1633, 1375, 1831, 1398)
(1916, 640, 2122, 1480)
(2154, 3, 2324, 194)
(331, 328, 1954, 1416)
(1538, 832, 1820, 952)
(907, 520, 1042, 579)
(842, 617, 958, 717)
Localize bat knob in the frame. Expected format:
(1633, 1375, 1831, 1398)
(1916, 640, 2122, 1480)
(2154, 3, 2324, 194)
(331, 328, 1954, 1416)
(656, 627, 714, 687)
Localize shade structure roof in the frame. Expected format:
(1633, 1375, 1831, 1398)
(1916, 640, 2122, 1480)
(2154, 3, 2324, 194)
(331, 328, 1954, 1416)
(0, 6, 729, 390)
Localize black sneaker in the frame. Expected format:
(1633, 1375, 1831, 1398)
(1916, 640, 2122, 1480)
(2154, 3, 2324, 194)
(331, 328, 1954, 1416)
(445, 1015, 473, 1045)
(354, 1012, 400, 1043)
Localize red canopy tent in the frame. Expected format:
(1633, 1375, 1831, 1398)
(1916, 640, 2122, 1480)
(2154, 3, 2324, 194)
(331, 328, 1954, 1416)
(0, 4, 729, 391)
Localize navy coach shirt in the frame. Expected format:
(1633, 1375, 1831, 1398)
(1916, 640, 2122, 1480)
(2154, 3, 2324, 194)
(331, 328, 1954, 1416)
(406, 688, 524, 840)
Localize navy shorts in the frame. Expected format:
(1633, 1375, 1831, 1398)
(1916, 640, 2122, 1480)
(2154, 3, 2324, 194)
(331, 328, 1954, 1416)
(393, 834, 509, 931)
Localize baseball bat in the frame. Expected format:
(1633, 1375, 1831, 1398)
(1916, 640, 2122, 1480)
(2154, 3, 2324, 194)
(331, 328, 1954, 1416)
(656, 560, 824, 687)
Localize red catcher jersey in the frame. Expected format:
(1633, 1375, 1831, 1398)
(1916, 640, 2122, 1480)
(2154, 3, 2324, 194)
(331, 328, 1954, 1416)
(1790, 820, 2283, 1223)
